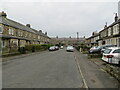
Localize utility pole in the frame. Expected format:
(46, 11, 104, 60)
(77, 32, 79, 45)
(77, 32, 79, 39)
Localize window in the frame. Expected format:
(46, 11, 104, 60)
(119, 38, 120, 47)
(1, 40, 5, 48)
(25, 33, 27, 37)
(18, 31, 20, 36)
(113, 24, 119, 35)
(20, 31, 23, 36)
(9, 28, 14, 35)
(12, 29, 14, 35)
(104, 49, 112, 54)
(38, 36, 40, 39)
(0, 26, 3, 33)
(108, 27, 111, 36)
(113, 49, 120, 53)
(9, 28, 12, 35)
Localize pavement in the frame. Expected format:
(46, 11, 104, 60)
(2, 51, 48, 62)
(84, 53, 120, 84)
(74, 51, 119, 88)
(2, 49, 120, 88)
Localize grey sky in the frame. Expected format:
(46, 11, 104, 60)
(0, 0, 120, 38)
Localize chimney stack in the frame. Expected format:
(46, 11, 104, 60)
(115, 13, 118, 22)
(39, 30, 42, 33)
(104, 22, 107, 29)
(56, 36, 58, 38)
(45, 32, 47, 35)
(26, 24, 31, 28)
(0, 11, 7, 18)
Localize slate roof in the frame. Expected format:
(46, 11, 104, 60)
(99, 19, 120, 33)
(32, 29, 49, 38)
(0, 16, 36, 33)
(0, 12, 49, 38)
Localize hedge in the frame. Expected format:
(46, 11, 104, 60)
(19, 44, 53, 53)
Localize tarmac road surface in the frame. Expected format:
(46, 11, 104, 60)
(2, 49, 119, 88)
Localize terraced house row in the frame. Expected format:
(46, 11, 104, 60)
(86, 13, 120, 47)
(0, 11, 50, 53)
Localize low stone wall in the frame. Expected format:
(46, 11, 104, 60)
(2, 51, 20, 57)
(87, 53, 120, 86)
(88, 54, 102, 58)
(104, 64, 120, 82)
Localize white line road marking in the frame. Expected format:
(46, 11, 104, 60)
(74, 55, 89, 89)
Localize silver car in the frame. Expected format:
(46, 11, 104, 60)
(66, 46, 74, 52)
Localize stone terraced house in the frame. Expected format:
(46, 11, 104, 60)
(85, 32, 99, 47)
(0, 11, 50, 53)
(51, 37, 86, 46)
(86, 13, 120, 47)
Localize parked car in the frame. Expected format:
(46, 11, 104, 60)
(89, 46, 97, 53)
(102, 47, 120, 64)
(49, 46, 56, 51)
(55, 46, 59, 50)
(101, 45, 117, 53)
(60, 46, 64, 49)
(66, 46, 74, 52)
(89, 45, 117, 54)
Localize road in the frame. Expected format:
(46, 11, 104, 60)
(2, 49, 119, 88)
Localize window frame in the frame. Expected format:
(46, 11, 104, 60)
(0, 26, 3, 33)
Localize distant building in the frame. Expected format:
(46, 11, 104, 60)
(85, 32, 99, 47)
(51, 37, 86, 46)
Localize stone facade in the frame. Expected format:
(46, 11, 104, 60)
(86, 14, 120, 47)
(51, 37, 86, 46)
(0, 11, 50, 53)
(85, 32, 99, 47)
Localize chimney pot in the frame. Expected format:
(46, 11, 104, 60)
(26, 24, 31, 28)
(104, 22, 107, 29)
(39, 30, 42, 33)
(45, 32, 47, 35)
(0, 11, 7, 18)
(115, 13, 118, 22)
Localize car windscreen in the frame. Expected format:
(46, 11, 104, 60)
(103, 49, 112, 54)
(96, 46, 103, 49)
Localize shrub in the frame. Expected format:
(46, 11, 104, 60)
(24, 45, 33, 52)
(75, 46, 80, 51)
(24, 44, 53, 52)
(18, 47, 26, 54)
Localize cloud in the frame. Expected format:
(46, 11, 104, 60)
(0, 0, 4, 11)
(3, 0, 120, 2)
(2, 2, 118, 37)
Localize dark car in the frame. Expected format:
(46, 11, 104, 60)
(89, 45, 117, 54)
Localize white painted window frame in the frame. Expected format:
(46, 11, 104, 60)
(113, 24, 119, 35)
(0, 26, 3, 33)
(108, 27, 111, 36)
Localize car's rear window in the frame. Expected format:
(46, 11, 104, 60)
(103, 49, 112, 54)
(113, 49, 120, 53)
